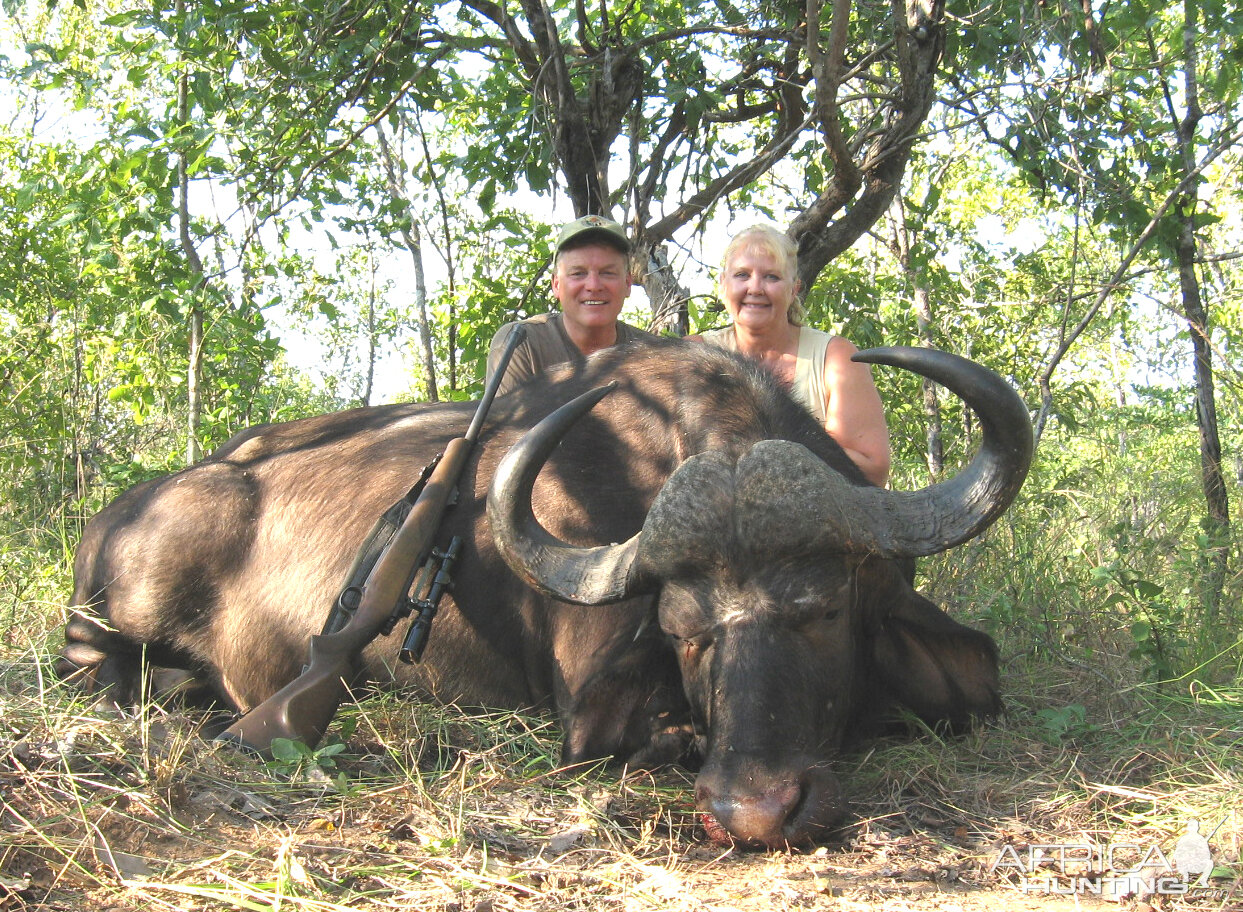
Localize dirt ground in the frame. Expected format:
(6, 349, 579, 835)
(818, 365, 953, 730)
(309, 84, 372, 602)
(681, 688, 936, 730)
(2, 697, 1239, 912)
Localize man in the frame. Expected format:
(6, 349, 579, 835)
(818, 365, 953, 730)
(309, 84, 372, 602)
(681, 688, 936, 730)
(486, 215, 657, 395)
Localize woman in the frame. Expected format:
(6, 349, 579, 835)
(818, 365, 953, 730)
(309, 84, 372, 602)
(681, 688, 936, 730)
(691, 224, 891, 486)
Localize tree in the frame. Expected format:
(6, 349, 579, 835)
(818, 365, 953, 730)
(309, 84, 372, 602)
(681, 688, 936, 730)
(439, 0, 951, 325)
(946, 0, 1242, 619)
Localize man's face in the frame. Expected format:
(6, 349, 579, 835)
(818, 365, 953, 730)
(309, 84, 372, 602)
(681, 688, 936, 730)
(551, 243, 632, 335)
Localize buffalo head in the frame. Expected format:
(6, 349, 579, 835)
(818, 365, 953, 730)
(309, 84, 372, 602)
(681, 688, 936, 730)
(488, 347, 1032, 847)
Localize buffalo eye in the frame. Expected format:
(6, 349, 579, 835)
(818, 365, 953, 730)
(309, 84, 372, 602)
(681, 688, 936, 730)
(673, 633, 710, 662)
(794, 605, 841, 634)
(793, 591, 846, 624)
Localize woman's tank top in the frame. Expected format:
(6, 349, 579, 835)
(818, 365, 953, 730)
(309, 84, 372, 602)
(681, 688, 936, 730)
(698, 325, 832, 423)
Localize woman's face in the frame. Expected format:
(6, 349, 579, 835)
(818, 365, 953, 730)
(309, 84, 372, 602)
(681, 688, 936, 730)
(721, 245, 797, 332)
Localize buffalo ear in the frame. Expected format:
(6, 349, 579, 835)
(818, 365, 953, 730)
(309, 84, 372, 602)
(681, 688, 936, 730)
(859, 560, 1001, 732)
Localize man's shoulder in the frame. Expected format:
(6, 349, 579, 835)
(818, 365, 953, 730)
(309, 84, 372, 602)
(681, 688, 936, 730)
(502, 312, 563, 343)
(516, 312, 561, 329)
(492, 313, 562, 350)
(617, 320, 660, 343)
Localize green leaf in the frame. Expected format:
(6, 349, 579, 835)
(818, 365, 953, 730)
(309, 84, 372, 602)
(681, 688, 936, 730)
(269, 738, 309, 763)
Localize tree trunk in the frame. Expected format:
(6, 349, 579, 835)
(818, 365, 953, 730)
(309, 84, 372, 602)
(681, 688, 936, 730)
(176, 0, 204, 465)
(410, 220, 436, 401)
(886, 194, 943, 477)
(376, 122, 438, 401)
(362, 247, 378, 406)
(1170, 0, 1229, 623)
(792, 0, 947, 289)
(913, 283, 944, 478)
(1175, 164, 1227, 537)
(186, 302, 203, 464)
(645, 245, 689, 336)
(412, 110, 458, 390)
(1179, 231, 1229, 623)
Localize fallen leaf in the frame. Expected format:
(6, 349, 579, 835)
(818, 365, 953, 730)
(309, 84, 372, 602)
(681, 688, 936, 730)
(547, 825, 591, 853)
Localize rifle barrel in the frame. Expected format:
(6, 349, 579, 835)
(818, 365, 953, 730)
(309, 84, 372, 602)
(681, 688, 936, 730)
(466, 322, 524, 441)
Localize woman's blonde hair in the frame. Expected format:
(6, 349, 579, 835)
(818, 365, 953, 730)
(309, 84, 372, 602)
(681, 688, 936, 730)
(718, 224, 805, 326)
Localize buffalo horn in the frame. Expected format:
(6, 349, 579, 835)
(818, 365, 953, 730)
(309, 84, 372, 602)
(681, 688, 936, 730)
(842, 346, 1033, 556)
(488, 347, 1033, 600)
(487, 382, 648, 604)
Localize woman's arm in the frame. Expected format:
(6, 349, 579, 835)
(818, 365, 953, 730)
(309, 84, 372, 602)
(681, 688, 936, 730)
(822, 336, 891, 486)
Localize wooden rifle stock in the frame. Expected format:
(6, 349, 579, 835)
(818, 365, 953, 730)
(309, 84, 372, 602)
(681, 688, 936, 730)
(217, 325, 525, 756)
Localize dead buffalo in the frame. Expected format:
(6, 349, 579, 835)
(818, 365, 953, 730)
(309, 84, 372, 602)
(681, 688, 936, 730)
(60, 340, 1032, 847)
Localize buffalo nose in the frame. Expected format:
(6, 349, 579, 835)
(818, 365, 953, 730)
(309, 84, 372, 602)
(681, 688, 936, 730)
(696, 778, 802, 848)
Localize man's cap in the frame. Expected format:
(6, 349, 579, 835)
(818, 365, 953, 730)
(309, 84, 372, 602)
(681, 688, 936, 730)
(555, 215, 631, 255)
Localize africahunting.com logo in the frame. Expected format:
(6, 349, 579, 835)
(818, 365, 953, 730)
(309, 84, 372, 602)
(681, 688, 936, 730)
(990, 820, 1224, 899)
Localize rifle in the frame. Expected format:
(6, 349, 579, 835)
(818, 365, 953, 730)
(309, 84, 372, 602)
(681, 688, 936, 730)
(217, 325, 526, 756)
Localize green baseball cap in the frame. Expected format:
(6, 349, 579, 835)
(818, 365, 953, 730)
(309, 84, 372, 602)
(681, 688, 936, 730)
(555, 215, 631, 255)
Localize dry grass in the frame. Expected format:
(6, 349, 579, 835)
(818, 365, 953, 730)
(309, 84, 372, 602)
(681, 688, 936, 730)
(3, 641, 1241, 912)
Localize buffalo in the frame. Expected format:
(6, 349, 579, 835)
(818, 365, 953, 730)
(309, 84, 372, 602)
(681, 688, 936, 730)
(60, 340, 1032, 847)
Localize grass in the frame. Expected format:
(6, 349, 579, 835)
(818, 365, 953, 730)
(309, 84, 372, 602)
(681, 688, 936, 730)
(3, 631, 1241, 912)
(3, 496, 1243, 911)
